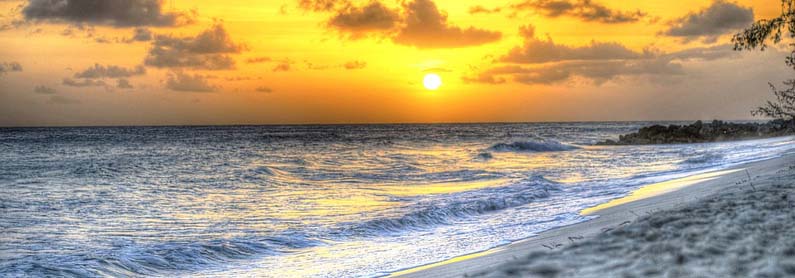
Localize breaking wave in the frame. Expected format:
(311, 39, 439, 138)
(2, 234, 323, 277)
(340, 176, 561, 236)
(489, 139, 580, 153)
(681, 152, 725, 164)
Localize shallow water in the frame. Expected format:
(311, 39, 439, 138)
(1, 123, 793, 277)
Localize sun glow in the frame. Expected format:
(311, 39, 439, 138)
(423, 73, 442, 90)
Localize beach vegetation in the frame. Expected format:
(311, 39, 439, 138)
(733, 0, 795, 124)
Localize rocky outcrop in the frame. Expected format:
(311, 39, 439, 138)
(598, 120, 794, 145)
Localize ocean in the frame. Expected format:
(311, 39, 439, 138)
(1, 123, 793, 277)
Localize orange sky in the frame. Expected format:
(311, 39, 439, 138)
(0, 0, 792, 126)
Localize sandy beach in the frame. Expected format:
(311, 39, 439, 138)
(394, 151, 795, 277)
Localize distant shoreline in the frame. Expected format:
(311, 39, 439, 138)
(597, 120, 794, 145)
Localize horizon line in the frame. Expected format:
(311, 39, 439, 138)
(0, 118, 769, 129)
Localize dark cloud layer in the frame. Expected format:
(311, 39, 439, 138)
(662, 0, 753, 42)
(392, 0, 501, 48)
(22, 0, 194, 27)
(166, 72, 217, 92)
(74, 64, 146, 79)
(511, 0, 646, 23)
(501, 25, 647, 63)
(144, 24, 244, 70)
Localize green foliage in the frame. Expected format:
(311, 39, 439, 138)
(733, 0, 795, 121)
(752, 80, 795, 120)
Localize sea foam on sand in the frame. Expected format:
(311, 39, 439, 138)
(477, 155, 795, 277)
(395, 154, 795, 278)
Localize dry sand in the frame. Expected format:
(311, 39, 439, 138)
(393, 153, 795, 278)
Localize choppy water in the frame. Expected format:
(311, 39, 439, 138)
(1, 123, 793, 277)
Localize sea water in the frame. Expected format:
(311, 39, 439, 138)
(1, 123, 793, 277)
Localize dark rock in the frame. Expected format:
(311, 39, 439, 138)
(597, 120, 794, 145)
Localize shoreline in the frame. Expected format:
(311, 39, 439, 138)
(392, 152, 795, 278)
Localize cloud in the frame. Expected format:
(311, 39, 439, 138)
(244, 56, 295, 71)
(272, 62, 291, 72)
(33, 85, 56, 94)
(468, 5, 502, 15)
(392, 0, 501, 48)
(511, 0, 646, 23)
(298, 0, 345, 12)
(144, 24, 244, 70)
(462, 72, 507, 84)
(662, 0, 753, 43)
(501, 25, 647, 64)
(468, 31, 741, 85)
(301, 0, 500, 48)
(74, 63, 146, 79)
(165, 72, 217, 92)
(21, 0, 195, 27)
(94, 36, 114, 43)
(62, 77, 107, 87)
(246, 56, 272, 64)
(327, 1, 400, 38)
(225, 76, 262, 81)
(0, 61, 23, 75)
(663, 43, 738, 61)
(465, 59, 685, 86)
(116, 78, 134, 89)
(344, 60, 367, 69)
(255, 86, 273, 93)
(509, 59, 684, 85)
(129, 27, 152, 42)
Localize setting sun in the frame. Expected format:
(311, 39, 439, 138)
(423, 73, 442, 90)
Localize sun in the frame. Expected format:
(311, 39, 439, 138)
(423, 73, 442, 90)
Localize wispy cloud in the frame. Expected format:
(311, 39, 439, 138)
(511, 0, 647, 23)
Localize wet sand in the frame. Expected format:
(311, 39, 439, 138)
(393, 153, 795, 277)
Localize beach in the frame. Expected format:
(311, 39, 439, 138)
(3, 0, 795, 276)
(2, 126, 793, 277)
(395, 152, 795, 277)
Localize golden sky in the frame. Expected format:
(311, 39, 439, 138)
(0, 0, 791, 126)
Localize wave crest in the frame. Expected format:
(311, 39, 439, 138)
(681, 152, 724, 164)
(340, 176, 561, 236)
(489, 139, 579, 152)
(2, 234, 322, 277)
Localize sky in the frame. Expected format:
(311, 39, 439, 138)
(0, 0, 792, 126)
